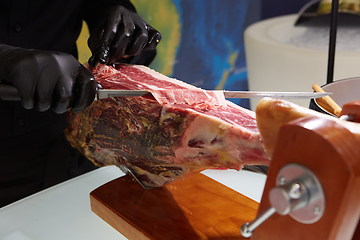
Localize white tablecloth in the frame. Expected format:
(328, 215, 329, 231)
(0, 166, 266, 240)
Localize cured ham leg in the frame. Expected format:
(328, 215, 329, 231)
(65, 64, 270, 187)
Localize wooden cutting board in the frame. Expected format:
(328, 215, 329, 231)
(90, 173, 259, 240)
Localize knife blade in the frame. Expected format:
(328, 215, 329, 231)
(96, 89, 331, 99)
(223, 90, 330, 99)
(0, 82, 331, 101)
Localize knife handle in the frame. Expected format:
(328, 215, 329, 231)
(0, 82, 21, 101)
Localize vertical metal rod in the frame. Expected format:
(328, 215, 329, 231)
(327, 0, 339, 84)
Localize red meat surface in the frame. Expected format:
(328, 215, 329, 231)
(65, 64, 270, 187)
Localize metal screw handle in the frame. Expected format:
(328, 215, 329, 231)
(240, 206, 276, 238)
(241, 180, 307, 238)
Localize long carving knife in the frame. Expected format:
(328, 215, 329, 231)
(96, 89, 330, 100)
(0, 82, 331, 101)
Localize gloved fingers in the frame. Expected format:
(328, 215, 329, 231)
(87, 24, 102, 51)
(71, 66, 97, 113)
(92, 9, 124, 66)
(50, 53, 95, 114)
(123, 27, 149, 56)
(88, 26, 106, 67)
(109, 21, 160, 63)
(35, 58, 59, 112)
(10, 61, 38, 110)
(88, 41, 111, 67)
(144, 26, 162, 50)
(88, 51, 99, 67)
(51, 73, 74, 114)
(17, 76, 37, 110)
(87, 5, 161, 66)
(107, 18, 136, 64)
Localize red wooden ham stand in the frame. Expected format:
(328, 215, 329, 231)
(246, 115, 360, 240)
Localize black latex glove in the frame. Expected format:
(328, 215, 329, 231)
(88, 5, 161, 67)
(0, 44, 97, 114)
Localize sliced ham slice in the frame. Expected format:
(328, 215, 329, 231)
(65, 64, 270, 188)
(94, 64, 227, 108)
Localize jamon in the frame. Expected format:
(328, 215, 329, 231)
(256, 98, 360, 158)
(65, 64, 270, 188)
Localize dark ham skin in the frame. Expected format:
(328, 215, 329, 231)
(65, 64, 270, 188)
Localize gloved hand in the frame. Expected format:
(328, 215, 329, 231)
(0, 44, 97, 114)
(88, 5, 161, 67)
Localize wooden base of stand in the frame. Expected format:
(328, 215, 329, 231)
(90, 173, 259, 240)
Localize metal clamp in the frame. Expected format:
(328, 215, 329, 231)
(241, 163, 325, 238)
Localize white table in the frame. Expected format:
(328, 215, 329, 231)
(0, 166, 266, 240)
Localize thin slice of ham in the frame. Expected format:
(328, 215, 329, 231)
(94, 64, 227, 108)
(65, 64, 270, 187)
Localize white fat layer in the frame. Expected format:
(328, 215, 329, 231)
(172, 112, 261, 166)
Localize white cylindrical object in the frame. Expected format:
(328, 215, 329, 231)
(245, 14, 360, 110)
